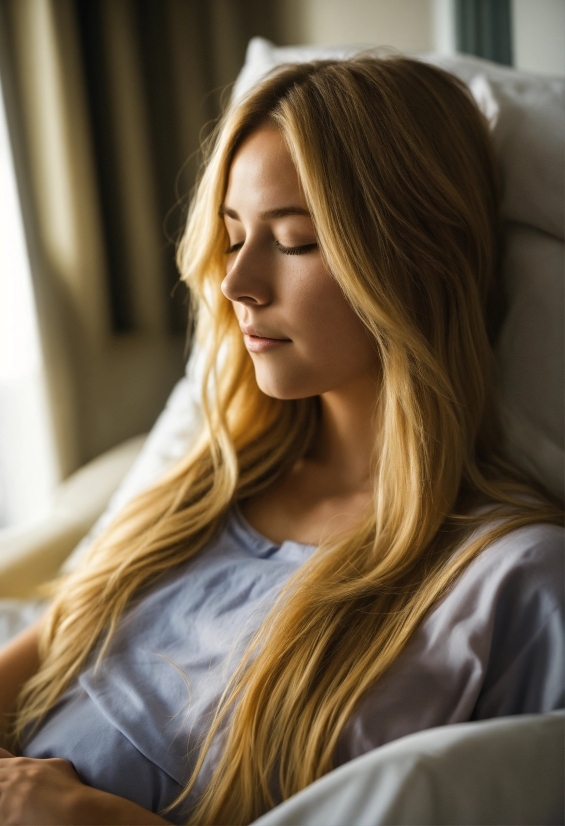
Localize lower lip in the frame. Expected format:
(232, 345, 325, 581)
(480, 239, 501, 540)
(244, 334, 291, 353)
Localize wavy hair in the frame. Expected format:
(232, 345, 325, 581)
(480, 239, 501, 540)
(13, 56, 562, 824)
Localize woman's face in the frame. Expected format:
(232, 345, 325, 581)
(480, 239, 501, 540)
(221, 125, 378, 400)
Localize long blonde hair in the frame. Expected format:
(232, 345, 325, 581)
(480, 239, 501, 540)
(14, 56, 562, 823)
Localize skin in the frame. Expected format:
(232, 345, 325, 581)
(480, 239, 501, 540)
(222, 125, 380, 545)
(0, 621, 40, 741)
(0, 124, 380, 823)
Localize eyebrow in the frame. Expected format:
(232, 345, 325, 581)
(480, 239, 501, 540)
(219, 205, 311, 221)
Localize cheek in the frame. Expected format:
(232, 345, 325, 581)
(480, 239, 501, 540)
(252, 265, 378, 400)
(294, 272, 374, 366)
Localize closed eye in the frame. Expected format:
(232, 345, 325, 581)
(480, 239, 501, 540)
(275, 241, 318, 255)
(226, 241, 318, 255)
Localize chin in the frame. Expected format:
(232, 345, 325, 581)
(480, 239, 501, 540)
(254, 370, 317, 401)
(257, 383, 312, 401)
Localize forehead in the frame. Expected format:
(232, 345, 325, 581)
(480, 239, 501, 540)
(224, 126, 306, 211)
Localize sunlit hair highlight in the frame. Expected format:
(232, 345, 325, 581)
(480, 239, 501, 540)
(12, 56, 562, 824)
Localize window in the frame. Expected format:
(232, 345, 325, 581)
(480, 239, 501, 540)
(0, 70, 57, 529)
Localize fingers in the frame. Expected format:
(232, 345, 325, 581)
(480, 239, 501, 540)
(0, 748, 14, 758)
(48, 757, 81, 780)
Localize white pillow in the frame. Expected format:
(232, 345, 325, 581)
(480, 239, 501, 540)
(497, 225, 564, 497)
(249, 711, 564, 826)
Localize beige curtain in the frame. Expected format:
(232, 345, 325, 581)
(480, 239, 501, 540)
(0, 0, 287, 480)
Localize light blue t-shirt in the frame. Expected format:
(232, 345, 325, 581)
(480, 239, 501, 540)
(23, 510, 564, 822)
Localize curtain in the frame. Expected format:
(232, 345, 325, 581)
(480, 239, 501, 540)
(455, 0, 513, 66)
(0, 0, 286, 486)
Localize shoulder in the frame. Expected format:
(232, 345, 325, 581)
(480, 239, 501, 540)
(482, 520, 564, 559)
(461, 521, 565, 715)
(447, 521, 564, 714)
(452, 521, 563, 617)
(428, 522, 563, 693)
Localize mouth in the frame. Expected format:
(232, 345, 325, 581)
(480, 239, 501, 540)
(240, 324, 291, 353)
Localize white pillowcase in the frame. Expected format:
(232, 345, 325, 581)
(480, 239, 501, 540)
(249, 711, 565, 826)
(498, 225, 564, 497)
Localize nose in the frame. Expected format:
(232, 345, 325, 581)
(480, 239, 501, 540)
(220, 244, 273, 306)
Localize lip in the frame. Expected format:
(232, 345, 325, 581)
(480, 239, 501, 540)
(243, 333, 291, 353)
(240, 324, 291, 353)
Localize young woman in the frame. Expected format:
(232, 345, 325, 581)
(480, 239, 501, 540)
(0, 56, 562, 825)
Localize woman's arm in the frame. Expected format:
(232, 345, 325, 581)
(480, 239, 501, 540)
(0, 748, 170, 824)
(0, 620, 41, 745)
(0, 627, 170, 824)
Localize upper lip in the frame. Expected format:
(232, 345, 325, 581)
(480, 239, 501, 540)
(240, 323, 289, 340)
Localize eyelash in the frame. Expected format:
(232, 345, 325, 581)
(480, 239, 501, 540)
(276, 241, 318, 255)
(226, 241, 318, 256)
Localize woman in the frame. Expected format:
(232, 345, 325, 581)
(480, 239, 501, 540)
(0, 56, 562, 825)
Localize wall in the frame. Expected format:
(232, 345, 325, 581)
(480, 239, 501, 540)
(281, 0, 435, 52)
(280, 0, 565, 76)
(512, 0, 565, 75)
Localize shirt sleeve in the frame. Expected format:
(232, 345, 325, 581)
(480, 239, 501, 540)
(473, 603, 564, 717)
(470, 523, 564, 718)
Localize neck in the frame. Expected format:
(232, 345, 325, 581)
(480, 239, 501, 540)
(310, 375, 379, 491)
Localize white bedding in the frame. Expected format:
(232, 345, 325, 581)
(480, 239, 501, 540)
(250, 712, 565, 826)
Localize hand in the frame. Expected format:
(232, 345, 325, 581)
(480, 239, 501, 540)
(0, 747, 86, 824)
(0, 748, 169, 825)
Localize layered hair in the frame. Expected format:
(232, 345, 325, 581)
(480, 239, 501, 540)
(13, 56, 562, 823)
